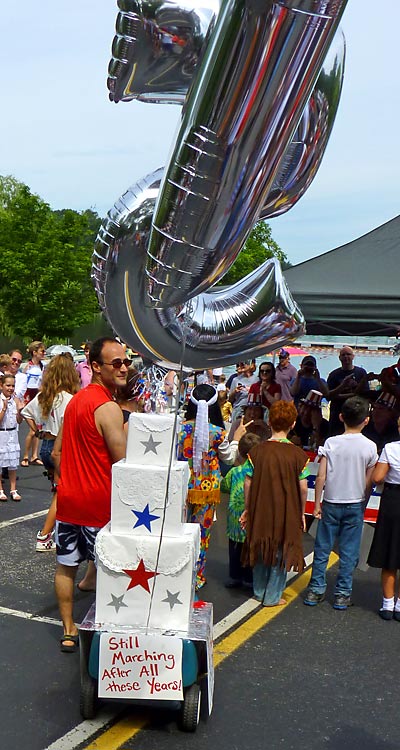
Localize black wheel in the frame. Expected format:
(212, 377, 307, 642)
(80, 671, 97, 720)
(181, 683, 201, 732)
(79, 640, 97, 720)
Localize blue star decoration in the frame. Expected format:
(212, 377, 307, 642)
(107, 593, 128, 614)
(162, 590, 183, 610)
(132, 503, 160, 532)
(140, 434, 162, 455)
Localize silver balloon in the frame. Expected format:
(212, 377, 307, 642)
(92, 171, 304, 370)
(108, 0, 345, 221)
(144, 0, 348, 308)
(107, 0, 218, 104)
(260, 30, 346, 220)
(108, 0, 345, 222)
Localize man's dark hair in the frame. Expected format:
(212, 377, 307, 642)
(340, 396, 369, 427)
(89, 337, 119, 367)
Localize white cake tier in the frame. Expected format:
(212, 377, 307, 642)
(126, 412, 179, 467)
(111, 460, 189, 537)
(95, 523, 200, 631)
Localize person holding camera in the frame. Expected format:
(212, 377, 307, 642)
(327, 346, 368, 436)
(228, 360, 259, 421)
(290, 355, 329, 409)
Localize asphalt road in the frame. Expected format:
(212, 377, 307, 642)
(0, 428, 397, 750)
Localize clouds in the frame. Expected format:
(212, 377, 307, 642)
(1, 1, 399, 264)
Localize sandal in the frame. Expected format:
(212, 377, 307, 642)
(20, 459, 29, 467)
(29, 458, 44, 466)
(10, 490, 21, 502)
(0, 490, 7, 502)
(60, 634, 79, 653)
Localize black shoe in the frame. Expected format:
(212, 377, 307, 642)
(304, 590, 325, 606)
(224, 578, 243, 589)
(379, 608, 393, 621)
(393, 611, 400, 622)
(333, 594, 353, 610)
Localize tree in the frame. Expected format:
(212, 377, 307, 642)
(219, 220, 290, 286)
(0, 176, 101, 340)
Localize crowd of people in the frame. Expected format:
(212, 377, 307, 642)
(1, 339, 400, 649)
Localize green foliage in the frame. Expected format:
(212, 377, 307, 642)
(219, 220, 289, 285)
(0, 176, 101, 340)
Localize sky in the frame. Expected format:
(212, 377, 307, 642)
(1, 1, 399, 266)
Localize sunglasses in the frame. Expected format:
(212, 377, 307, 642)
(100, 358, 131, 369)
(260, 369, 272, 374)
(11, 357, 22, 364)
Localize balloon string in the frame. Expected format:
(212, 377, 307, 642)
(145, 310, 190, 633)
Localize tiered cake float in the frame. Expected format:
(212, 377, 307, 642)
(95, 413, 200, 630)
(79, 412, 214, 729)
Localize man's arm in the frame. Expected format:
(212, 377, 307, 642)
(95, 401, 127, 463)
(327, 374, 357, 399)
(313, 456, 327, 518)
(290, 370, 303, 396)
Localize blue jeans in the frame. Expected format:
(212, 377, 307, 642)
(253, 548, 287, 605)
(309, 501, 364, 597)
(40, 438, 55, 472)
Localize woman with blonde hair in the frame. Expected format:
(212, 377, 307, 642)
(21, 340, 46, 466)
(22, 354, 80, 551)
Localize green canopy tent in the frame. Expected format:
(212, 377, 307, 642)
(284, 215, 400, 337)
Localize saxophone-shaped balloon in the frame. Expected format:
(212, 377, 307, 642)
(92, 171, 304, 369)
(145, 0, 348, 308)
(107, 0, 345, 222)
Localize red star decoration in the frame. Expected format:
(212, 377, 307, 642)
(123, 559, 158, 593)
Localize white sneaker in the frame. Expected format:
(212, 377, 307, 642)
(36, 531, 56, 552)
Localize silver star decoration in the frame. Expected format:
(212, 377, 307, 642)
(107, 593, 128, 614)
(162, 590, 183, 610)
(140, 434, 162, 455)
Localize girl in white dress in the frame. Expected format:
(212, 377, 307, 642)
(0, 374, 24, 501)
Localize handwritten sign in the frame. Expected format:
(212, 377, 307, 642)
(98, 633, 183, 700)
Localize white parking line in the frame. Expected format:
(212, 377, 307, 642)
(0, 509, 47, 529)
(0, 605, 60, 625)
(213, 551, 313, 639)
(44, 710, 119, 750)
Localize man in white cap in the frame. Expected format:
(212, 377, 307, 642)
(327, 346, 368, 436)
(275, 349, 297, 401)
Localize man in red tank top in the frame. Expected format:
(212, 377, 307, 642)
(53, 337, 128, 652)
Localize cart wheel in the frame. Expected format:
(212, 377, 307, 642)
(80, 671, 97, 720)
(181, 683, 201, 732)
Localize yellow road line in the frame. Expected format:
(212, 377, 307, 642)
(84, 713, 148, 750)
(84, 552, 338, 749)
(214, 552, 337, 666)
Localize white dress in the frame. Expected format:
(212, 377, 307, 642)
(0, 395, 20, 469)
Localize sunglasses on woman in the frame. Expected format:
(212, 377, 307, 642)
(260, 369, 272, 374)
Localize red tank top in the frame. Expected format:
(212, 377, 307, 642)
(57, 383, 114, 527)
